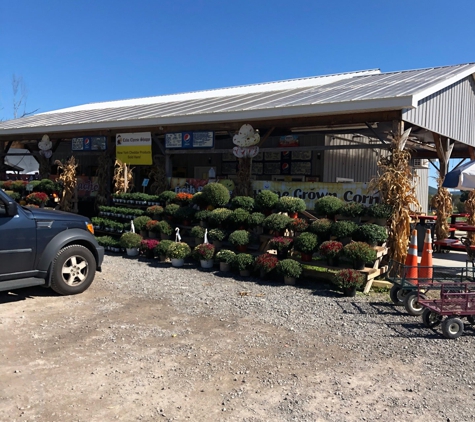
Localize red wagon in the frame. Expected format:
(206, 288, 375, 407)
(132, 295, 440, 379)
(418, 282, 475, 339)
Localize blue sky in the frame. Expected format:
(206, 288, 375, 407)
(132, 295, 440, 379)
(1, 0, 474, 184)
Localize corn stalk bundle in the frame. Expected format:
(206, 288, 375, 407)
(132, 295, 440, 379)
(235, 157, 252, 196)
(431, 178, 452, 241)
(95, 152, 113, 209)
(465, 191, 475, 243)
(113, 159, 134, 194)
(54, 156, 77, 212)
(369, 129, 420, 264)
(148, 155, 168, 195)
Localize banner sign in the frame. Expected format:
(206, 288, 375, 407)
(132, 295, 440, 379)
(165, 132, 214, 149)
(252, 181, 379, 210)
(116, 132, 152, 165)
(72, 136, 107, 151)
(77, 176, 99, 197)
(168, 177, 209, 193)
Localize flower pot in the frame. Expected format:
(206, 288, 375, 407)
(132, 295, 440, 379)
(161, 233, 171, 240)
(236, 244, 248, 252)
(342, 286, 357, 297)
(159, 254, 167, 262)
(126, 248, 139, 257)
(239, 269, 251, 277)
(171, 258, 184, 267)
(148, 231, 158, 239)
(300, 253, 313, 262)
(200, 259, 214, 269)
(289, 212, 298, 219)
(219, 262, 231, 272)
(284, 276, 296, 285)
(353, 260, 365, 270)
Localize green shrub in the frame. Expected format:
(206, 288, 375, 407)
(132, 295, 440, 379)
(146, 205, 164, 218)
(276, 259, 302, 278)
(208, 208, 232, 227)
(201, 183, 230, 208)
(216, 249, 236, 263)
(145, 220, 160, 233)
(228, 208, 250, 228)
(158, 191, 177, 205)
(342, 242, 377, 263)
(262, 213, 292, 232)
(352, 224, 388, 245)
(195, 209, 211, 222)
(228, 230, 250, 246)
(294, 232, 318, 254)
(367, 203, 393, 219)
(230, 196, 255, 212)
(255, 190, 279, 211)
(34, 179, 60, 194)
(208, 228, 227, 242)
(331, 220, 358, 239)
(155, 240, 174, 256)
(158, 220, 173, 235)
(133, 216, 152, 232)
(340, 202, 365, 218)
(119, 232, 142, 249)
(276, 196, 307, 214)
(314, 196, 344, 217)
(190, 225, 206, 238)
(191, 192, 208, 208)
(164, 203, 180, 217)
(166, 242, 191, 259)
(232, 253, 254, 271)
(248, 212, 265, 227)
(175, 206, 196, 222)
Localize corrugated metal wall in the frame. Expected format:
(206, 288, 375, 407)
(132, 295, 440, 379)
(413, 168, 429, 214)
(403, 76, 475, 147)
(323, 134, 385, 183)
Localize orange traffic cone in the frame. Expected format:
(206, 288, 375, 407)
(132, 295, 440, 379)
(419, 229, 433, 281)
(405, 229, 419, 283)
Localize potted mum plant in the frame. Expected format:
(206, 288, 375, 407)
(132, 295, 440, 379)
(175, 206, 196, 226)
(276, 259, 302, 285)
(227, 208, 250, 229)
(248, 212, 265, 232)
(334, 269, 365, 297)
(174, 192, 193, 206)
(255, 190, 279, 214)
(339, 202, 365, 222)
(145, 219, 160, 239)
(191, 191, 208, 209)
(352, 224, 388, 246)
(342, 241, 377, 270)
(216, 249, 236, 272)
(314, 196, 344, 219)
(293, 232, 318, 261)
(164, 203, 180, 221)
(308, 218, 333, 243)
(195, 209, 211, 227)
(139, 239, 159, 259)
(232, 253, 255, 277)
(193, 243, 216, 269)
(119, 232, 143, 256)
(155, 239, 174, 261)
(26, 191, 49, 207)
(367, 203, 393, 226)
(157, 191, 177, 205)
(254, 253, 278, 278)
(275, 196, 307, 218)
(228, 229, 251, 252)
(230, 196, 255, 212)
(191, 225, 206, 246)
(287, 218, 309, 235)
(146, 205, 164, 220)
(268, 236, 294, 259)
(318, 240, 343, 267)
(166, 242, 191, 267)
(208, 228, 227, 250)
(208, 208, 232, 228)
(262, 213, 292, 236)
(331, 220, 358, 243)
(200, 183, 230, 208)
(158, 220, 173, 240)
(134, 215, 152, 237)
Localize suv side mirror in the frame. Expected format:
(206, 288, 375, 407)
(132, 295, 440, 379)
(6, 200, 18, 216)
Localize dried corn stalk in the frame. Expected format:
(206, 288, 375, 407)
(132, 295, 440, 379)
(465, 191, 475, 243)
(95, 152, 113, 209)
(431, 177, 452, 241)
(148, 155, 168, 194)
(113, 159, 134, 194)
(369, 129, 420, 264)
(235, 157, 252, 196)
(55, 156, 78, 212)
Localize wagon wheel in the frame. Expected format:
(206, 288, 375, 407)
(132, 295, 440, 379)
(441, 317, 464, 339)
(403, 292, 427, 316)
(422, 308, 443, 328)
(389, 285, 409, 306)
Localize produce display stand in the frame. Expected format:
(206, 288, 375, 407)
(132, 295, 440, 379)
(386, 260, 475, 315)
(418, 281, 475, 339)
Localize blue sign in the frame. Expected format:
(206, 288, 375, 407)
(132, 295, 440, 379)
(72, 136, 107, 151)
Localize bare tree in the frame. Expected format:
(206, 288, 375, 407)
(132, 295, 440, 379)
(12, 74, 38, 118)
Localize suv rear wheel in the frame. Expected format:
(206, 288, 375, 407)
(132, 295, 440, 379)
(51, 245, 96, 295)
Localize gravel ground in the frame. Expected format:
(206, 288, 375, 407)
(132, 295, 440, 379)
(1, 253, 475, 422)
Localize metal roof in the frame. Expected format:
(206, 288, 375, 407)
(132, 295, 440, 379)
(1, 63, 474, 136)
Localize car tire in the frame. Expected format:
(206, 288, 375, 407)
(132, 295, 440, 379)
(50, 245, 96, 295)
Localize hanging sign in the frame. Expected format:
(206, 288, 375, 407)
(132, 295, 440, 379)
(116, 132, 152, 165)
(72, 136, 107, 151)
(165, 132, 214, 149)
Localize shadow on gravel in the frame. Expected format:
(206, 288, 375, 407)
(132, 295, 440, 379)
(0, 286, 60, 304)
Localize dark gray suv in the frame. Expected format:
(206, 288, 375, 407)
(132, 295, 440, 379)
(0, 188, 104, 295)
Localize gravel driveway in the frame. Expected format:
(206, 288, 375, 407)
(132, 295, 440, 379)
(1, 253, 474, 422)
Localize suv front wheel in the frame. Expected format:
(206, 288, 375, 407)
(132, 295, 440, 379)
(50, 245, 96, 295)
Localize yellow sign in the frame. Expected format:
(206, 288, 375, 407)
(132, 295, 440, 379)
(252, 181, 379, 209)
(116, 132, 152, 165)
